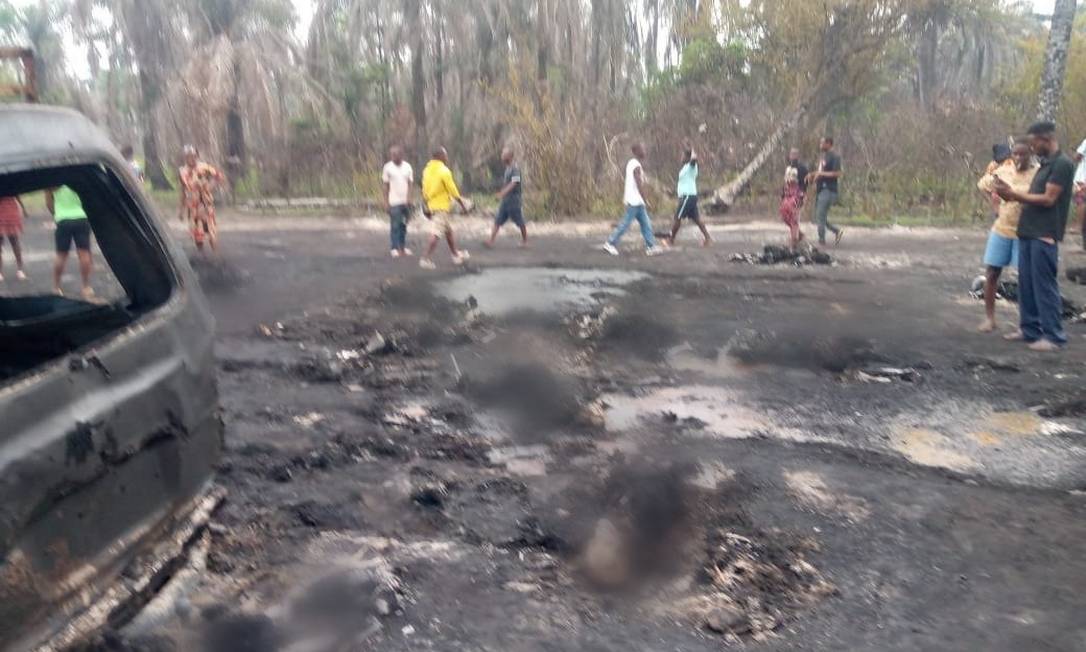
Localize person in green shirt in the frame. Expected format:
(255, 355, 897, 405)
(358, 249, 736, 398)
(667, 142, 711, 247)
(45, 186, 96, 300)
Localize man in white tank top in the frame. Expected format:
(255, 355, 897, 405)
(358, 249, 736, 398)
(602, 143, 665, 256)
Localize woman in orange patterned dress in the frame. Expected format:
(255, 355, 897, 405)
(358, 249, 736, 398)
(178, 145, 226, 253)
(0, 196, 28, 282)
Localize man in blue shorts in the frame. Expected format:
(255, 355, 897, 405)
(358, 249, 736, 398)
(484, 146, 527, 248)
(976, 138, 1036, 333)
(668, 143, 711, 247)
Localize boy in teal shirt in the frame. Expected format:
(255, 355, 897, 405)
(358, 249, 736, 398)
(668, 143, 711, 247)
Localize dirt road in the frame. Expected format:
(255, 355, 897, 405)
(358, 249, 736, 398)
(31, 211, 1086, 651)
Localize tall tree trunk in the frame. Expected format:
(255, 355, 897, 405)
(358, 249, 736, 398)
(590, 0, 603, 88)
(915, 18, 940, 112)
(537, 0, 550, 82)
(646, 0, 659, 76)
(407, 0, 428, 161)
(433, 0, 445, 100)
(375, 9, 392, 155)
(1037, 0, 1078, 122)
(711, 103, 808, 210)
(138, 69, 171, 190)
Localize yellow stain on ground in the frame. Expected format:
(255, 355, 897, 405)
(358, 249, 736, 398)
(982, 411, 1043, 436)
(893, 427, 979, 472)
(967, 411, 1045, 445)
(968, 431, 1001, 447)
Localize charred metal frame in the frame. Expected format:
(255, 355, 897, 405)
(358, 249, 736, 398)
(0, 106, 222, 651)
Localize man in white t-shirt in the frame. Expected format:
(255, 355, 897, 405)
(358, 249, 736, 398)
(382, 145, 414, 258)
(1073, 138, 1086, 249)
(601, 142, 665, 256)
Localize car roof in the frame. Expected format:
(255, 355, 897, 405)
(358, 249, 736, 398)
(0, 104, 118, 173)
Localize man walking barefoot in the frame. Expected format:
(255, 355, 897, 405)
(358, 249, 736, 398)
(808, 137, 844, 246)
(993, 121, 1074, 351)
(976, 139, 1036, 333)
(602, 143, 665, 256)
(668, 143, 711, 247)
(420, 147, 471, 269)
(383, 145, 414, 258)
(484, 146, 528, 248)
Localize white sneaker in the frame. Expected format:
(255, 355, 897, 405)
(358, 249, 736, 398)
(15, 270, 27, 281)
(453, 250, 471, 265)
(419, 258, 436, 270)
(391, 249, 401, 258)
(402, 248, 414, 257)
(646, 246, 666, 256)
(601, 242, 619, 256)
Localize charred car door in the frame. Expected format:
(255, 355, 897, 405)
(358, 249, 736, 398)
(0, 107, 222, 650)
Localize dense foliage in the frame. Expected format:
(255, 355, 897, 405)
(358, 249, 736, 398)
(0, 0, 1080, 223)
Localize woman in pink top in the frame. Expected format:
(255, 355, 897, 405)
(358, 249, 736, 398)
(0, 196, 28, 282)
(779, 166, 805, 249)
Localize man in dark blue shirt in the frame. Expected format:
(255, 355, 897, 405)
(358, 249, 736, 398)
(484, 146, 528, 248)
(808, 137, 844, 246)
(994, 121, 1073, 351)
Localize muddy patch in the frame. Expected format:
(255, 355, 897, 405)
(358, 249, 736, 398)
(783, 470, 870, 523)
(597, 310, 679, 361)
(436, 267, 649, 316)
(536, 461, 836, 642)
(464, 363, 597, 438)
(190, 256, 252, 293)
(726, 330, 886, 374)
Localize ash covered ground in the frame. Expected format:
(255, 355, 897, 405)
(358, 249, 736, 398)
(49, 214, 1086, 651)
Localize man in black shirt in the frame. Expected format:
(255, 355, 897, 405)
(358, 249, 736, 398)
(994, 121, 1072, 351)
(484, 146, 528, 248)
(808, 137, 844, 246)
(788, 148, 810, 195)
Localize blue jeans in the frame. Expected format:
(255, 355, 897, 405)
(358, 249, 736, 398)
(1018, 238, 1067, 345)
(389, 205, 409, 250)
(608, 205, 656, 248)
(814, 190, 840, 243)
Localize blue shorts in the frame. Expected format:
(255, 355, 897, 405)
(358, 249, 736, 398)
(983, 232, 1019, 269)
(495, 203, 524, 228)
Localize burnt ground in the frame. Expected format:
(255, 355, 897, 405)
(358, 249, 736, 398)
(17, 212, 1086, 651)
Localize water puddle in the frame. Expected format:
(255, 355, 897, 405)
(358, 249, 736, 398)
(667, 343, 817, 381)
(601, 385, 802, 440)
(435, 267, 649, 315)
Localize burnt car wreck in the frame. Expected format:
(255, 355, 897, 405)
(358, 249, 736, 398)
(0, 106, 222, 650)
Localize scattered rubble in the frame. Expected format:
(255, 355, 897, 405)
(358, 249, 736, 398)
(731, 243, 833, 267)
(853, 366, 922, 383)
(970, 276, 1084, 320)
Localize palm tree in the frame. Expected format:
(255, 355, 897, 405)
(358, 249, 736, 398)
(170, 0, 337, 194)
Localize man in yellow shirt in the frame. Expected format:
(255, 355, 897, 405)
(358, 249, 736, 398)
(976, 138, 1037, 333)
(420, 147, 471, 269)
